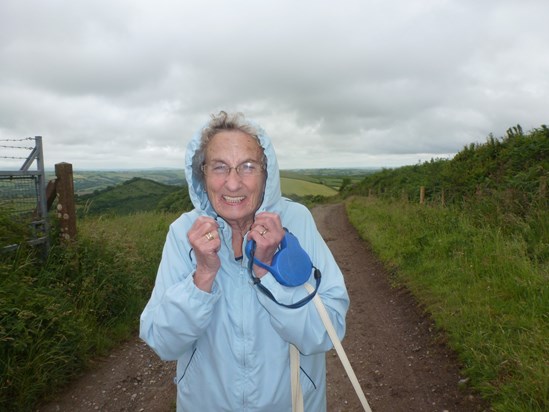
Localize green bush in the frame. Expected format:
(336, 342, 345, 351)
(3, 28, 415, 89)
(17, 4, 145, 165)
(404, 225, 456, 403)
(0, 247, 91, 409)
(345, 124, 549, 210)
(0, 210, 33, 248)
(0, 211, 177, 411)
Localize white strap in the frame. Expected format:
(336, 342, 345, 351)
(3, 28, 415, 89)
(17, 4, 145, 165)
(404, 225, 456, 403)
(290, 343, 304, 412)
(304, 282, 373, 412)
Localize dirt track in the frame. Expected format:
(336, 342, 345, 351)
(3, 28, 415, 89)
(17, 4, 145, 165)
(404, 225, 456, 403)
(39, 203, 489, 411)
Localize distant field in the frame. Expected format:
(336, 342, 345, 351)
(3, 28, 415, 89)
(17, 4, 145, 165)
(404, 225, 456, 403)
(58, 169, 371, 196)
(280, 169, 376, 190)
(280, 177, 338, 197)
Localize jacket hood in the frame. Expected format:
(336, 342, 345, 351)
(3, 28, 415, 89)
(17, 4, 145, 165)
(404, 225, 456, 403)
(184, 119, 282, 217)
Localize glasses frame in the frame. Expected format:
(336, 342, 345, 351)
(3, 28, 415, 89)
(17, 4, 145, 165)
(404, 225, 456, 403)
(201, 160, 266, 178)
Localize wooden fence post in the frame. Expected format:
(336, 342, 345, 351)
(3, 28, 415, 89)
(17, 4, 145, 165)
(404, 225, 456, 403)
(419, 186, 425, 205)
(55, 162, 77, 241)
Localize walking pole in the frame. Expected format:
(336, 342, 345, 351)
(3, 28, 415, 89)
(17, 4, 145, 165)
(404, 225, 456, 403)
(304, 283, 373, 412)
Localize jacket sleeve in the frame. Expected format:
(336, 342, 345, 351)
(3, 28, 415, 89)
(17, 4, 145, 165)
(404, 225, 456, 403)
(252, 203, 350, 355)
(139, 215, 221, 361)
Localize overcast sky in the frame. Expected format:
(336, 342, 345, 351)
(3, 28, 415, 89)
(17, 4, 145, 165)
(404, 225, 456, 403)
(1, 0, 547, 171)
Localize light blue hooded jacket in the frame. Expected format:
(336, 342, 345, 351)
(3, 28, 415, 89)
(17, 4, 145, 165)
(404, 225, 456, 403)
(139, 122, 349, 411)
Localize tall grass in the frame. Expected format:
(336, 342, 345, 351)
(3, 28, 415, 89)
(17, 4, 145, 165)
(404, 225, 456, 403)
(0, 211, 178, 411)
(346, 196, 548, 411)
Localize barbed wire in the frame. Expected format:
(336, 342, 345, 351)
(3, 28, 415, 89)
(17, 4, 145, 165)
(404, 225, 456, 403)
(1, 144, 34, 150)
(0, 138, 34, 164)
(0, 137, 35, 142)
(0, 156, 28, 160)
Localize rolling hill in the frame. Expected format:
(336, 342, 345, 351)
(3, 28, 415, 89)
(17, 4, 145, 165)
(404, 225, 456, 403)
(76, 177, 182, 216)
(75, 173, 342, 216)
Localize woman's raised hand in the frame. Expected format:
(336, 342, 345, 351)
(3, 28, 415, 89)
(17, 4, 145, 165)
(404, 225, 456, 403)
(188, 216, 221, 292)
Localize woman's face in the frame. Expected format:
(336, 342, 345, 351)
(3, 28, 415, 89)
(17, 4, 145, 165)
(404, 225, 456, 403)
(204, 130, 266, 229)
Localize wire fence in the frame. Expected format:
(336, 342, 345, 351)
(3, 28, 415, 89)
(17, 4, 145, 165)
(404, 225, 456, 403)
(0, 175, 39, 215)
(1, 136, 49, 253)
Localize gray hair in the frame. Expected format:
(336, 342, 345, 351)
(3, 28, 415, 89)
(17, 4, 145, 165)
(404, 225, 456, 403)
(192, 111, 267, 181)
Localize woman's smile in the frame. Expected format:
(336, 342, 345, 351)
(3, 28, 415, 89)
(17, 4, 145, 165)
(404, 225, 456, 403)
(222, 195, 246, 204)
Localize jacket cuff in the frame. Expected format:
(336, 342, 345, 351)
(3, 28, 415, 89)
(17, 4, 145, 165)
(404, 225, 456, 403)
(186, 271, 221, 303)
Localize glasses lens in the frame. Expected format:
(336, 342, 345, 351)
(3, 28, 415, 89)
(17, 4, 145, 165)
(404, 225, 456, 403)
(238, 162, 259, 176)
(202, 163, 228, 175)
(211, 163, 230, 175)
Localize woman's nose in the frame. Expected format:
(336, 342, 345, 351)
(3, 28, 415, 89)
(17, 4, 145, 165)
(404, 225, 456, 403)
(224, 168, 242, 188)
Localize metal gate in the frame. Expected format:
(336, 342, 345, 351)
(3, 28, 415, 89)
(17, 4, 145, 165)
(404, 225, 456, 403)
(0, 136, 49, 253)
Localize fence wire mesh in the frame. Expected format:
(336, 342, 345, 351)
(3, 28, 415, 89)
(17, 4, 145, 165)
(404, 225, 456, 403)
(0, 175, 40, 216)
(1, 137, 49, 253)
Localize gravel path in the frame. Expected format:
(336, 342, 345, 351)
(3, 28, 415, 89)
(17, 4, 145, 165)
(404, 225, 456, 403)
(38, 203, 489, 412)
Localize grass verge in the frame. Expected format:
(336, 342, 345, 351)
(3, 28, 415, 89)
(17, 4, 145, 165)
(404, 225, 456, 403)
(0, 211, 177, 411)
(346, 196, 548, 412)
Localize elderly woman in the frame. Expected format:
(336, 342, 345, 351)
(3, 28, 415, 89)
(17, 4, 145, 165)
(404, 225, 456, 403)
(140, 111, 349, 411)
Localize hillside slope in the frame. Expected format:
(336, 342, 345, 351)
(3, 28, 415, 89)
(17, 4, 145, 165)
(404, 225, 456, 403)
(77, 177, 182, 215)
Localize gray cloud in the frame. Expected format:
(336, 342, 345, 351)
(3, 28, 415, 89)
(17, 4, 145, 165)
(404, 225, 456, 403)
(1, 0, 547, 170)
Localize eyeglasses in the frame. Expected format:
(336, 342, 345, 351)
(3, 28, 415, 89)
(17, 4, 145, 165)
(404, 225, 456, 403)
(201, 161, 265, 177)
